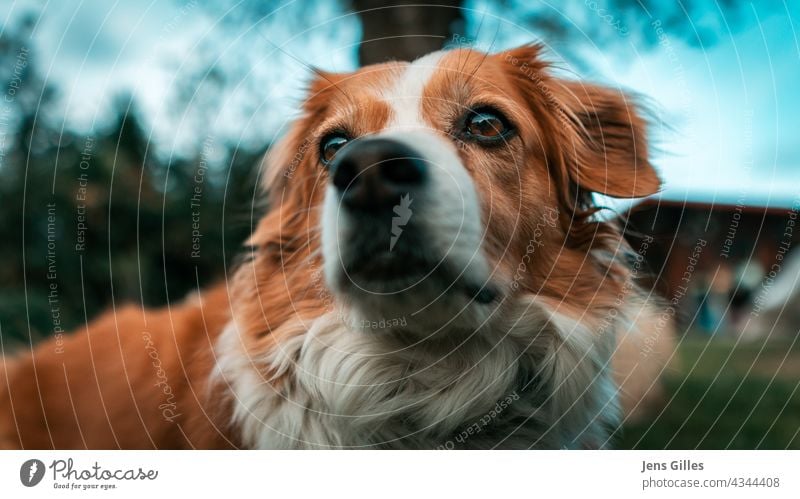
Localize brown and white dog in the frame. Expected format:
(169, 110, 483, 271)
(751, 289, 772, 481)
(0, 44, 673, 449)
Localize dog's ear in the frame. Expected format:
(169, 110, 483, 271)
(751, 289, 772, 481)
(554, 79, 661, 198)
(262, 70, 347, 193)
(304, 69, 347, 115)
(498, 44, 660, 198)
(260, 122, 306, 194)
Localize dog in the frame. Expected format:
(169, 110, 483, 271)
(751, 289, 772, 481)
(0, 44, 673, 449)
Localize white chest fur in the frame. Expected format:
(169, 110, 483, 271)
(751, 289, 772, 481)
(212, 296, 621, 449)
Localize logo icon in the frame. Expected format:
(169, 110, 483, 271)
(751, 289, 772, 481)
(20, 459, 45, 487)
(389, 194, 413, 251)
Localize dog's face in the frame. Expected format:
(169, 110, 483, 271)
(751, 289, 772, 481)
(262, 44, 660, 336)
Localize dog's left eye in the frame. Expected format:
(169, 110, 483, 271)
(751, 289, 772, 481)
(320, 133, 350, 165)
(462, 107, 514, 143)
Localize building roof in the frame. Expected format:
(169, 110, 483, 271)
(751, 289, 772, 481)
(627, 186, 799, 214)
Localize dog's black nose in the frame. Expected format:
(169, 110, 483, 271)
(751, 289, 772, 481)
(330, 138, 426, 210)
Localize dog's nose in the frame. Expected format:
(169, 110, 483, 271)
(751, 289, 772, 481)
(330, 138, 427, 210)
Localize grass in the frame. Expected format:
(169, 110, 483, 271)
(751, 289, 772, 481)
(618, 335, 800, 449)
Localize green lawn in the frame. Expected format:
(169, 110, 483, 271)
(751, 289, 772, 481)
(618, 336, 800, 449)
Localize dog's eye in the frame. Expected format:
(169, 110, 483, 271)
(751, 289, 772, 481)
(462, 107, 514, 143)
(320, 133, 350, 165)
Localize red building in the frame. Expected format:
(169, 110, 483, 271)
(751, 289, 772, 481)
(624, 188, 800, 339)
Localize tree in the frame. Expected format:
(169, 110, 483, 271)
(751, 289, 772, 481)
(0, 17, 260, 343)
(352, 0, 463, 64)
(351, 0, 764, 65)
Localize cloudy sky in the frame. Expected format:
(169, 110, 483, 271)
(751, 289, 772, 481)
(2, 0, 798, 205)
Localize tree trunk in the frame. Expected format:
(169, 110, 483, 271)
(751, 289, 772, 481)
(352, 0, 464, 65)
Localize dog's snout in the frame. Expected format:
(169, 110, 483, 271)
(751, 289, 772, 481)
(330, 138, 426, 210)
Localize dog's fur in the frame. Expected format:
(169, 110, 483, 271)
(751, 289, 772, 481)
(0, 45, 673, 449)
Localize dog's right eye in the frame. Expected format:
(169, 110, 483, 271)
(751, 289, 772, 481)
(319, 133, 350, 165)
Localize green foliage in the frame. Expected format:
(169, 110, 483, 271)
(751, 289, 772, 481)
(0, 21, 262, 344)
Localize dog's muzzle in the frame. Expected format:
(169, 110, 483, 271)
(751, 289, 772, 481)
(326, 137, 429, 284)
(322, 132, 497, 326)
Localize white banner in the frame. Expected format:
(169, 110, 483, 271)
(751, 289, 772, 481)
(0, 451, 796, 498)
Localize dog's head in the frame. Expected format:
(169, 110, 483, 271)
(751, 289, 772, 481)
(252, 44, 660, 337)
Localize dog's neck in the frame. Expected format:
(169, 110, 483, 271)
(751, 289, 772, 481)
(213, 291, 622, 449)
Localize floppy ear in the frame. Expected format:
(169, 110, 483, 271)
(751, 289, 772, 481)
(555, 79, 660, 198)
(303, 69, 347, 116)
(261, 70, 347, 193)
(261, 121, 308, 194)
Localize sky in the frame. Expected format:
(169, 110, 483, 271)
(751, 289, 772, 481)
(1, 0, 798, 205)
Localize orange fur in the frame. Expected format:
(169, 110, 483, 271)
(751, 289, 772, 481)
(0, 285, 234, 449)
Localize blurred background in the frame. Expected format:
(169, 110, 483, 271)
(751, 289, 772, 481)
(0, 0, 798, 448)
